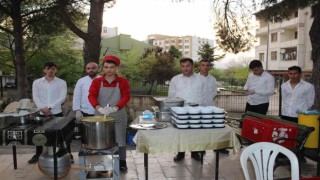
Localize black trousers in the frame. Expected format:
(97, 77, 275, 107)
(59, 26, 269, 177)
(245, 102, 269, 115)
(281, 115, 298, 123)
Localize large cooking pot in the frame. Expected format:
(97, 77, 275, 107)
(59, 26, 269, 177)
(81, 116, 116, 150)
(153, 97, 184, 112)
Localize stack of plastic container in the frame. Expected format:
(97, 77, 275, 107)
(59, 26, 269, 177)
(170, 106, 225, 129)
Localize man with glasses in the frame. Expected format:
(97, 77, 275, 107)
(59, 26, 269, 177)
(88, 55, 130, 173)
(73, 62, 100, 122)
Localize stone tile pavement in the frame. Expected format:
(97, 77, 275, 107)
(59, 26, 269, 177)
(0, 141, 319, 180)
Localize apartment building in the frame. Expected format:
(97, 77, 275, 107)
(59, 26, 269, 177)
(147, 34, 214, 61)
(255, 6, 314, 76)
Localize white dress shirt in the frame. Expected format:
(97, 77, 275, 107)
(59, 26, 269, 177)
(72, 75, 100, 114)
(32, 77, 67, 115)
(244, 71, 275, 105)
(199, 73, 217, 106)
(168, 73, 207, 105)
(281, 79, 315, 117)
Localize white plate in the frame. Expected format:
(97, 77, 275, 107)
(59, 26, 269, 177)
(186, 107, 201, 114)
(213, 108, 225, 113)
(201, 114, 214, 119)
(213, 114, 225, 118)
(200, 108, 213, 114)
(214, 124, 225, 128)
(188, 119, 201, 123)
(177, 124, 189, 128)
(173, 114, 189, 119)
(201, 119, 212, 123)
(190, 124, 202, 128)
(175, 119, 188, 124)
(212, 119, 224, 123)
(189, 115, 201, 119)
(202, 124, 214, 128)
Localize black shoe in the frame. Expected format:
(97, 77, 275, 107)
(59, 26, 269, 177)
(214, 149, 229, 154)
(70, 153, 74, 164)
(120, 160, 128, 173)
(173, 152, 185, 161)
(28, 154, 40, 164)
(191, 152, 201, 161)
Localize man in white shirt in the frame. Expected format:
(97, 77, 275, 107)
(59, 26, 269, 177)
(198, 59, 217, 106)
(168, 58, 207, 162)
(73, 62, 100, 120)
(244, 60, 275, 115)
(281, 66, 315, 123)
(30, 62, 69, 164)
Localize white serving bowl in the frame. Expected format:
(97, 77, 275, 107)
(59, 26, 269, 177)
(190, 124, 202, 128)
(201, 114, 214, 119)
(201, 119, 213, 123)
(202, 124, 214, 128)
(213, 114, 225, 118)
(200, 108, 213, 114)
(188, 119, 201, 123)
(214, 124, 225, 128)
(176, 124, 189, 128)
(212, 119, 224, 123)
(189, 115, 201, 119)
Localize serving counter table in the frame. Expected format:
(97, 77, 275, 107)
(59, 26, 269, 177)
(133, 122, 241, 180)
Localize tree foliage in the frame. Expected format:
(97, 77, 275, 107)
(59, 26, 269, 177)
(168, 45, 182, 60)
(197, 43, 225, 61)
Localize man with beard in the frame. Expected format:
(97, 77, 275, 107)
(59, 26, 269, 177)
(73, 62, 100, 121)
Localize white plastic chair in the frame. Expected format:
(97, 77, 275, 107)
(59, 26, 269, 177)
(240, 142, 299, 180)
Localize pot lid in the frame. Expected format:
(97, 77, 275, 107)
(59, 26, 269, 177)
(81, 116, 114, 122)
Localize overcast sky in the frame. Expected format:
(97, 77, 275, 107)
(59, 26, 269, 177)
(103, 0, 215, 41)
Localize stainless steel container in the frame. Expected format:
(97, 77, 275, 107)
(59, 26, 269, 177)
(81, 116, 116, 150)
(153, 97, 184, 112)
(38, 146, 71, 178)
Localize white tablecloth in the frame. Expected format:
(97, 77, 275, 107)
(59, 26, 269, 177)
(133, 123, 241, 154)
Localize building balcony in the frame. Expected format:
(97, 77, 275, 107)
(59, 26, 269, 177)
(281, 17, 301, 29)
(256, 26, 268, 35)
(280, 39, 298, 48)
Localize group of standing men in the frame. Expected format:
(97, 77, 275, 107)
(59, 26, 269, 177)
(29, 56, 130, 173)
(243, 60, 315, 123)
(29, 55, 315, 171)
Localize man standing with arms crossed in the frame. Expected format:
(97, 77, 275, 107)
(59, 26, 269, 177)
(244, 60, 275, 115)
(168, 58, 207, 161)
(281, 66, 315, 123)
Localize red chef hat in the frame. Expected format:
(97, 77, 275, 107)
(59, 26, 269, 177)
(102, 55, 120, 66)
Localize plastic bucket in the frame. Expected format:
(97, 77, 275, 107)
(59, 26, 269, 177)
(298, 114, 320, 148)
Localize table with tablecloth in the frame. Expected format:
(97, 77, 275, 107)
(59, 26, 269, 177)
(133, 122, 241, 180)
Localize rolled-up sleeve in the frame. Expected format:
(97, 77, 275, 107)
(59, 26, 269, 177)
(88, 78, 101, 108)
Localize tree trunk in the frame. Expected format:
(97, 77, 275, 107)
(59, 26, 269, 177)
(83, 0, 105, 65)
(12, 1, 28, 99)
(310, 3, 320, 110)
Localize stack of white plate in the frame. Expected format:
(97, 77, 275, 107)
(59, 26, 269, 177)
(170, 106, 225, 129)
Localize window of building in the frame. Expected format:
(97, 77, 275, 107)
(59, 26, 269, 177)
(184, 45, 189, 49)
(165, 40, 169, 44)
(271, 33, 278, 42)
(178, 40, 182, 43)
(271, 51, 277, 60)
(184, 39, 189, 43)
(185, 51, 189, 55)
(259, 53, 265, 62)
(171, 40, 175, 43)
(179, 45, 182, 49)
(294, 31, 298, 39)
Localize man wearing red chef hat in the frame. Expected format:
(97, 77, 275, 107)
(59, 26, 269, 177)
(88, 55, 130, 173)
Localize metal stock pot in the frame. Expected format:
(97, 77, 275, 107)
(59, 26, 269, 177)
(81, 116, 116, 150)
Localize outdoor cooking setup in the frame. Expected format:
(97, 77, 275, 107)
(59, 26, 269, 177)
(78, 116, 120, 180)
(0, 99, 75, 180)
